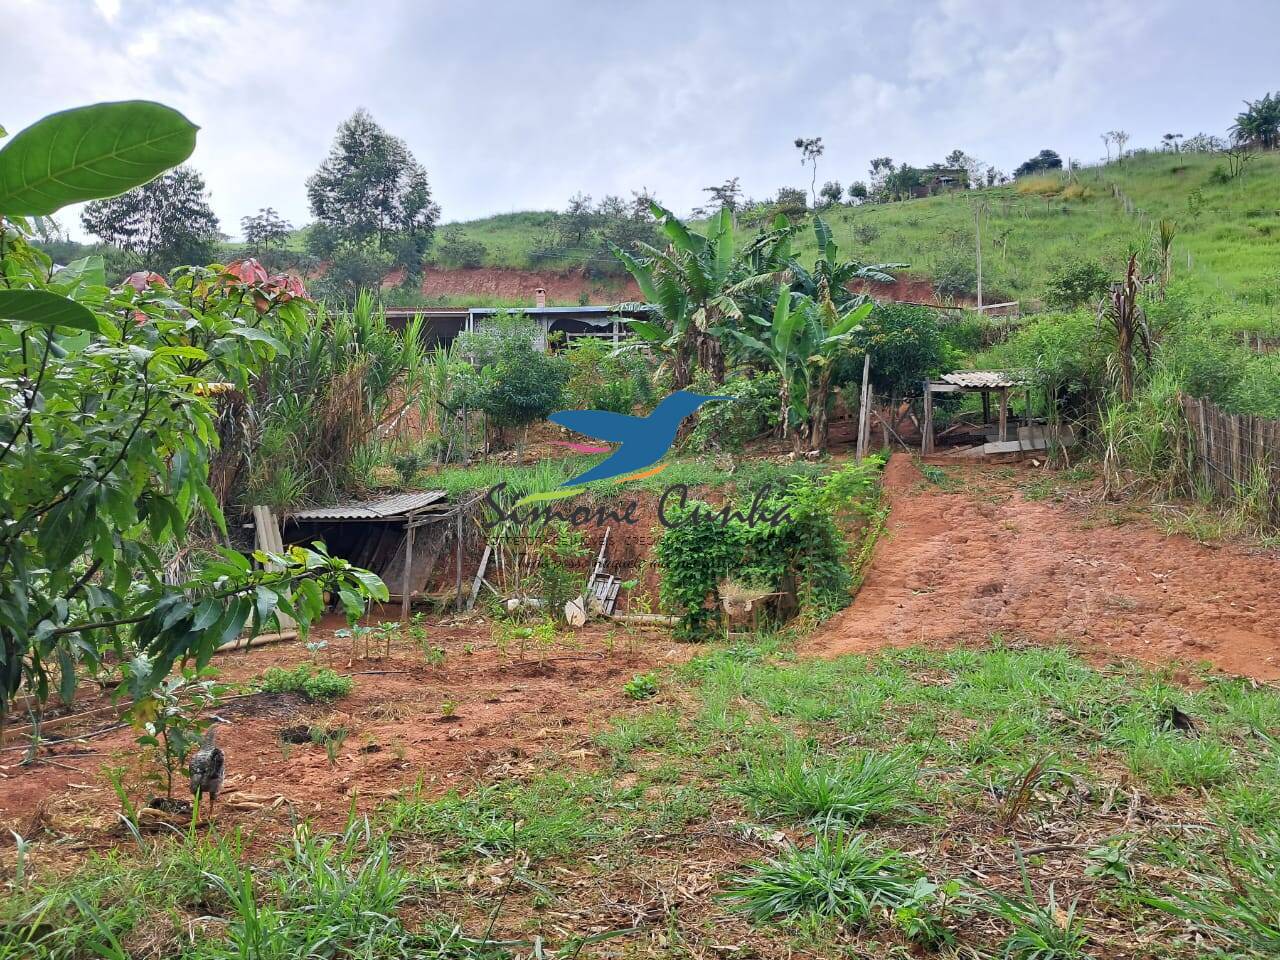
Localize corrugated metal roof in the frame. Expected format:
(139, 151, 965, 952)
(467, 305, 652, 316)
(288, 490, 448, 522)
(940, 370, 1026, 388)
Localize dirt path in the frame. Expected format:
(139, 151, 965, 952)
(803, 454, 1280, 679)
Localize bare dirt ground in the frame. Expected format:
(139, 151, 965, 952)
(802, 453, 1280, 679)
(0, 618, 684, 843)
(384, 265, 640, 304)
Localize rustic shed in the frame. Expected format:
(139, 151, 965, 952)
(282, 490, 468, 617)
(922, 370, 1032, 455)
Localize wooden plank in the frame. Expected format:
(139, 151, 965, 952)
(467, 544, 492, 611)
(400, 513, 416, 623)
(922, 381, 934, 455)
(455, 507, 464, 612)
(855, 352, 871, 461)
(252, 506, 296, 632)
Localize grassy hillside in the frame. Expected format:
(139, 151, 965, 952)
(218, 150, 1279, 310)
(429, 151, 1280, 308)
(789, 151, 1280, 307)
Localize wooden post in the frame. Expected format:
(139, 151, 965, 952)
(974, 201, 984, 315)
(467, 543, 492, 611)
(922, 381, 934, 454)
(855, 352, 871, 461)
(454, 506, 465, 612)
(400, 512, 416, 623)
(981, 391, 990, 425)
(998, 388, 1009, 443)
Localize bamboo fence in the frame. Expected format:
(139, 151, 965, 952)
(1182, 394, 1280, 522)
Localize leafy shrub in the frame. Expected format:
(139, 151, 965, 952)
(431, 224, 486, 268)
(459, 312, 569, 441)
(655, 498, 746, 641)
(655, 459, 883, 637)
(624, 672, 660, 700)
(562, 337, 653, 414)
(978, 310, 1105, 409)
(1044, 261, 1111, 310)
(684, 371, 781, 451)
(260, 664, 354, 701)
(844, 303, 948, 398)
(929, 254, 978, 302)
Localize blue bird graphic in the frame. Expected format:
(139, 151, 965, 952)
(549, 390, 730, 487)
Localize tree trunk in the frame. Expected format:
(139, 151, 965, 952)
(810, 370, 833, 452)
(1117, 325, 1134, 403)
(695, 332, 725, 385)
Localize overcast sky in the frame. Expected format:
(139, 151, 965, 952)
(5, 0, 1277, 240)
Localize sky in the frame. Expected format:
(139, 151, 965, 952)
(4, 0, 1277, 241)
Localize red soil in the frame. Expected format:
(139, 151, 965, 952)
(0, 619, 685, 842)
(802, 454, 1280, 680)
(851, 273, 979, 308)
(382, 266, 640, 305)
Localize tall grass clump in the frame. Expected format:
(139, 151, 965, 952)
(234, 291, 429, 508)
(1099, 366, 1192, 499)
(1149, 827, 1280, 956)
(723, 832, 923, 926)
(736, 747, 916, 827)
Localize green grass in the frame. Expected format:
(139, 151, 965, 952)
(9, 638, 1280, 957)
(780, 150, 1280, 306)
(418, 451, 827, 500)
(723, 831, 924, 926)
(735, 746, 917, 827)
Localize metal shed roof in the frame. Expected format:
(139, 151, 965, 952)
(287, 490, 448, 522)
(939, 370, 1026, 389)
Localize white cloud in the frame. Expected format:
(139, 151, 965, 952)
(2, 0, 1275, 239)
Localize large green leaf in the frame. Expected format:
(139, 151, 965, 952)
(628, 320, 671, 343)
(0, 101, 198, 216)
(611, 245, 661, 305)
(831, 300, 874, 337)
(0, 289, 100, 332)
(813, 216, 833, 254)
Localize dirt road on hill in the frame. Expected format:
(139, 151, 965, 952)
(802, 454, 1280, 680)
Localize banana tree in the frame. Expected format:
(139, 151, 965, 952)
(731, 286, 873, 452)
(786, 217, 906, 305)
(612, 203, 782, 387)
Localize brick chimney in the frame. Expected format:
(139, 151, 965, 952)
(534, 287, 546, 309)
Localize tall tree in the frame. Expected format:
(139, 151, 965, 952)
(306, 109, 439, 288)
(1107, 131, 1130, 162)
(794, 136, 825, 207)
(80, 166, 220, 273)
(1231, 92, 1280, 149)
(702, 177, 743, 223)
(1014, 149, 1064, 177)
(241, 206, 293, 251)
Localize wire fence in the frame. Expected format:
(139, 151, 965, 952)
(1181, 395, 1280, 521)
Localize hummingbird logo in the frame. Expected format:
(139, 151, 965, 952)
(521, 390, 730, 504)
